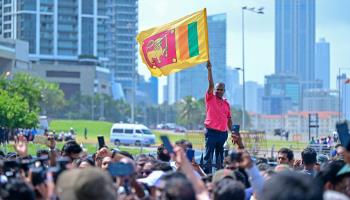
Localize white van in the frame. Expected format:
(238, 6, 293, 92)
(110, 123, 156, 146)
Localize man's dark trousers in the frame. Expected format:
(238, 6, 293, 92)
(203, 128, 228, 174)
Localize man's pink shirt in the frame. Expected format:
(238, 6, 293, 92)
(204, 92, 231, 132)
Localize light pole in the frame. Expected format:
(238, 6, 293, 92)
(241, 6, 264, 130)
(234, 67, 245, 127)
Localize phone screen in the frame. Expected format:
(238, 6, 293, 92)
(160, 135, 174, 154)
(97, 136, 105, 149)
(107, 162, 134, 177)
(186, 149, 195, 161)
(33, 135, 48, 145)
(336, 122, 350, 150)
(232, 125, 240, 135)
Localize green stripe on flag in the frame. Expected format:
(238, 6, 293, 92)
(188, 22, 199, 57)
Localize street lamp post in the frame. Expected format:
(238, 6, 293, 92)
(241, 6, 264, 130)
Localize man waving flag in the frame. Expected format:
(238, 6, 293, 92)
(137, 9, 210, 77)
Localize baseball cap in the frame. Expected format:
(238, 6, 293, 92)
(137, 170, 165, 187)
(212, 169, 237, 184)
(337, 164, 350, 177)
(317, 154, 329, 165)
(56, 168, 117, 200)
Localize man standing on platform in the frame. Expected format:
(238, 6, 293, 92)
(203, 61, 233, 174)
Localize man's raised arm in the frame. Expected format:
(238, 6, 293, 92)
(206, 61, 214, 94)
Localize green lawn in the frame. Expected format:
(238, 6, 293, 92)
(50, 120, 113, 143)
(48, 119, 307, 153)
(2, 142, 147, 156)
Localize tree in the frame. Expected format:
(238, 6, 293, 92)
(231, 107, 251, 129)
(0, 73, 65, 117)
(0, 90, 38, 131)
(177, 96, 203, 129)
(39, 81, 65, 117)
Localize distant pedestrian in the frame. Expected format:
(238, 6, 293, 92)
(84, 128, 88, 140)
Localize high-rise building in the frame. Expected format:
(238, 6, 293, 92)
(0, 0, 108, 61)
(257, 86, 264, 114)
(245, 81, 260, 113)
(225, 67, 240, 106)
(337, 74, 350, 120)
(264, 74, 300, 109)
(302, 89, 339, 112)
(315, 38, 330, 89)
(167, 13, 227, 102)
(136, 75, 158, 105)
(106, 0, 138, 101)
(275, 0, 315, 83)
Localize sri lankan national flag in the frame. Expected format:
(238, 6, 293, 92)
(136, 9, 209, 77)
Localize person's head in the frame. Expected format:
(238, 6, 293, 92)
(101, 156, 112, 171)
(57, 168, 117, 200)
(213, 179, 245, 200)
(301, 148, 317, 166)
(214, 83, 225, 98)
(61, 140, 82, 161)
(141, 160, 156, 178)
(158, 172, 196, 200)
(317, 160, 345, 189)
(336, 145, 345, 159)
(157, 144, 171, 162)
(76, 157, 94, 169)
(36, 149, 49, 158)
(334, 174, 350, 197)
(0, 178, 35, 200)
(223, 151, 240, 171)
(152, 161, 173, 172)
(261, 172, 323, 200)
(277, 148, 294, 165)
(135, 154, 151, 176)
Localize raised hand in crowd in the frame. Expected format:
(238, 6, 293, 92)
(13, 134, 28, 158)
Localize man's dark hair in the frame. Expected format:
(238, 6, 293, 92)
(161, 172, 196, 200)
(256, 157, 268, 165)
(61, 140, 82, 155)
(278, 148, 294, 161)
(301, 148, 317, 165)
(119, 151, 134, 160)
(36, 149, 49, 158)
(157, 144, 171, 162)
(153, 161, 173, 172)
(335, 143, 343, 149)
(0, 179, 35, 200)
(261, 172, 323, 200)
(213, 179, 245, 200)
(316, 160, 345, 186)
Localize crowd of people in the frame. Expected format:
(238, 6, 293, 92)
(0, 131, 348, 200)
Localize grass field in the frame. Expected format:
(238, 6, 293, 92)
(0, 120, 307, 157)
(49, 119, 307, 152)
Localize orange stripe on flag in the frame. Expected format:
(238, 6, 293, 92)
(177, 25, 189, 61)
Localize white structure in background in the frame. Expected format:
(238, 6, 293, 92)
(250, 111, 339, 137)
(0, 37, 30, 74)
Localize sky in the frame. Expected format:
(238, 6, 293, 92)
(137, 0, 350, 102)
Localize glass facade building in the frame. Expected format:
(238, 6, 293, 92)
(275, 0, 315, 83)
(106, 0, 138, 101)
(315, 38, 330, 89)
(263, 74, 301, 113)
(0, 0, 108, 61)
(167, 13, 227, 103)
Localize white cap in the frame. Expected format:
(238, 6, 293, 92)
(137, 170, 165, 187)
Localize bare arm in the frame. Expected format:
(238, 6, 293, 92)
(227, 117, 232, 133)
(207, 61, 214, 94)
